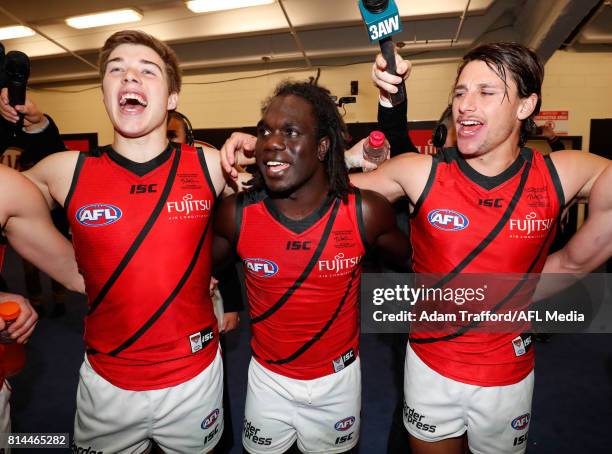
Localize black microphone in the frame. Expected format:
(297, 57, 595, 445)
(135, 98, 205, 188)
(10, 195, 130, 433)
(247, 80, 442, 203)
(0, 42, 6, 88)
(6, 51, 30, 107)
(5, 51, 30, 130)
(359, 0, 406, 105)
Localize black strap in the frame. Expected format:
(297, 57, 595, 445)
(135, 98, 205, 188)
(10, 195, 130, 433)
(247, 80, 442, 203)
(251, 198, 341, 324)
(108, 215, 212, 356)
(63, 151, 87, 210)
(196, 146, 217, 199)
(265, 267, 359, 365)
(88, 147, 181, 315)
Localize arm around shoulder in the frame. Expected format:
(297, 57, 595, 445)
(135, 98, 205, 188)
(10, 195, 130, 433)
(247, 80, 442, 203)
(360, 189, 411, 269)
(213, 193, 239, 270)
(350, 151, 432, 206)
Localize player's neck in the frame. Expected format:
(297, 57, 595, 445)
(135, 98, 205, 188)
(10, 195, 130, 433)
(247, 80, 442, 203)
(271, 176, 331, 221)
(463, 137, 521, 177)
(112, 128, 169, 163)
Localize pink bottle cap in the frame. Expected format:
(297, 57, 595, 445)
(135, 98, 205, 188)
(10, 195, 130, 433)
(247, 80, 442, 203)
(369, 131, 386, 148)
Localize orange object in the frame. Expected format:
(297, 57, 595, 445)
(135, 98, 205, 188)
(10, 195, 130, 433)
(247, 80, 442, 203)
(0, 301, 20, 321)
(0, 301, 25, 377)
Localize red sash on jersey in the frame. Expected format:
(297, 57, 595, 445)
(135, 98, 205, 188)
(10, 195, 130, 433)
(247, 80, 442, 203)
(66, 143, 218, 390)
(409, 148, 563, 386)
(237, 191, 366, 380)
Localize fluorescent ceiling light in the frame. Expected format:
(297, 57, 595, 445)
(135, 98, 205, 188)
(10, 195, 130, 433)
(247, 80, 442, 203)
(66, 9, 143, 29)
(0, 25, 36, 40)
(186, 0, 275, 14)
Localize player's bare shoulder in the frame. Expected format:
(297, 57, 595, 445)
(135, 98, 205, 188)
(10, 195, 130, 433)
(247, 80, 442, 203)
(0, 164, 48, 222)
(383, 151, 433, 203)
(548, 149, 610, 201)
(24, 150, 82, 208)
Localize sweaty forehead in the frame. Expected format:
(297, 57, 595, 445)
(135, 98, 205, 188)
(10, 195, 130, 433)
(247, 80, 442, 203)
(457, 60, 515, 89)
(265, 95, 315, 123)
(108, 43, 163, 66)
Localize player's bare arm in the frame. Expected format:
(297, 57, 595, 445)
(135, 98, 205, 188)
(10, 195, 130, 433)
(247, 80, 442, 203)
(543, 161, 612, 274)
(23, 151, 81, 208)
(0, 166, 84, 294)
(349, 151, 433, 207)
(360, 189, 411, 267)
(549, 150, 610, 203)
(212, 193, 238, 270)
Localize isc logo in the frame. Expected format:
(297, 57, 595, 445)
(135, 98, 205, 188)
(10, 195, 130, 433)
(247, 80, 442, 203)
(76, 204, 122, 227)
(428, 209, 469, 231)
(244, 258, 279, 278)
(201, 409, 220, 430)
(335, 416, 356, 431)
(511, 413, 530, 430)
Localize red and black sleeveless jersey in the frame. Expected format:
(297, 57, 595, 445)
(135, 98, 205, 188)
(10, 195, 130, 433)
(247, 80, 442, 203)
(65, 143, 218, 390)
(236, 191, 366, 380)
(409, 148, 563, 386)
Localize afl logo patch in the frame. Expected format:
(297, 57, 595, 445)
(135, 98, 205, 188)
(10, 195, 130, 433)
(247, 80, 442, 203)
(335, 416, 356, 431)
(201, 408, 220, 429)
(244, 258, 279, 278)
(76, 204, 122, 227)
(511, 413, 530, 430)
(428, 209, 469, 231)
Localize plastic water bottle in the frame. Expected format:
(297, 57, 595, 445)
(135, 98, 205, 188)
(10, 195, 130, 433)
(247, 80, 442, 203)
(362, 131, 390, 171)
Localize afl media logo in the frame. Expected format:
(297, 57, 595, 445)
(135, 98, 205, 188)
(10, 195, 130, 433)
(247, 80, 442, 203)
(428, 209, 469, 231)
(244, 258, 279, 277)
(76, 203, 122, 227)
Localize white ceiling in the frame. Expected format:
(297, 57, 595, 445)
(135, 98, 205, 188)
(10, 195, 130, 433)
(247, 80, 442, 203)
(0, 0, 608, 85)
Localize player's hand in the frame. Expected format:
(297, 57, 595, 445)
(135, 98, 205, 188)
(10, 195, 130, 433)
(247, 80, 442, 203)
(220, 132, 257, 180)
(540, 124, 556, 140)
(371, 52, 412, 103)
(345, 137, 383, 171)
(0, 292, 38, 344)
(0, 88, 45, 127)
(209, 276, 219, 296)
(221, 312, 240, 333)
